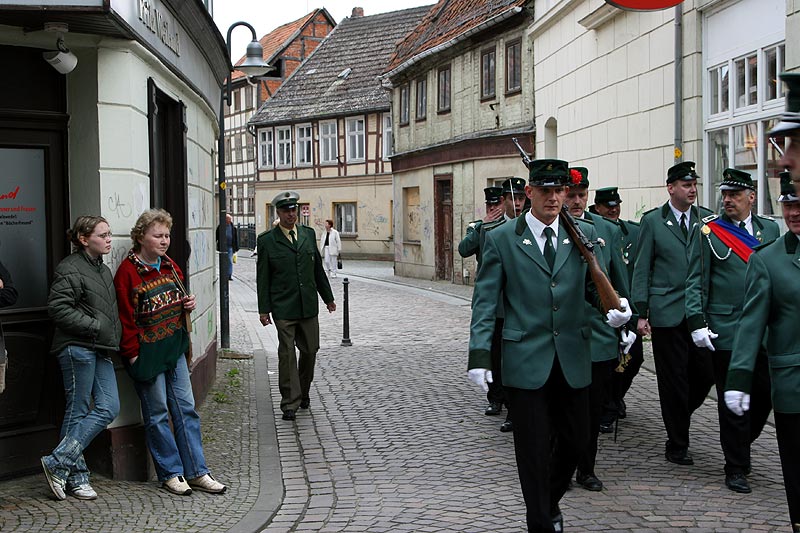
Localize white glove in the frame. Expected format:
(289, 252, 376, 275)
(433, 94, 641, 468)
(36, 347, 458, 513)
(606, 297, 632, 328)
(691, 327, 719, 351)
(468, 368, 493, 392)
(724, 390, 750, 416)
(619, 330, 637, 355)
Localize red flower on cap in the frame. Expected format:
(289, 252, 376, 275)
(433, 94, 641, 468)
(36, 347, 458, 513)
(570, 169, 583, 185)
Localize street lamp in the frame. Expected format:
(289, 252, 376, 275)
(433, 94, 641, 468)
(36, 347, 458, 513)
(219, 22, 272, 349)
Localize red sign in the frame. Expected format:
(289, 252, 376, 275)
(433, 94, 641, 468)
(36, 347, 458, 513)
(606, 0, 684, 10)
(301, 205, 310, 216)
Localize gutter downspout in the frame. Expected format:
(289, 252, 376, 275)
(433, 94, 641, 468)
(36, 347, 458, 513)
(674, 3, 683, 163)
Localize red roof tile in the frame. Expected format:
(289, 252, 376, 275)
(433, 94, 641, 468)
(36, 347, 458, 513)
(385, 0, 528, 76)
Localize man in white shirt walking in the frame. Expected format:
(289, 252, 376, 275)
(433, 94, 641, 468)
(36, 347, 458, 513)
(319, 219, 342, 278)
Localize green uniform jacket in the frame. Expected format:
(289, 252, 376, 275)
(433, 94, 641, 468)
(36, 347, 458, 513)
(584, 212, 631, 363)
(727, 233, 800, 413)
(617, 218, 640, 283)
(256, 225, 334, 320)
(457, 220, 482, 259)
(685, 213, 780, 350)
(631, 202, 713, 327)
(468, 215, 601, 390)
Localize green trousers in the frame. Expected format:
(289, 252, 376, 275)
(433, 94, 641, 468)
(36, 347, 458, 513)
(274, 316, 320, 411)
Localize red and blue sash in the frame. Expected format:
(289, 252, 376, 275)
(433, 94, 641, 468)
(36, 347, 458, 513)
(706, 219, 761, 262)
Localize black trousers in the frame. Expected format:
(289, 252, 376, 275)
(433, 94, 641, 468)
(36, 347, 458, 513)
(711, 349, 772, 474)
(609, 334, 644, 413)
(578, 359, 617, 476)
(651, 320, 714, 452)
(506, 358, 590, 533)
(487, 318, 506, 406)
(774, 412, 800, 525)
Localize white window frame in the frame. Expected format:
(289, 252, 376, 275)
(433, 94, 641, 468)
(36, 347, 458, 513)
(335, 202, 357, 235)
(320, 120, 338, 164)
(296, 123, 313, 166)
(258, 129, 274, 168)
(346, 117, 365, 162)
(276, 126, 292, 167)
(382, 113, 393, 160)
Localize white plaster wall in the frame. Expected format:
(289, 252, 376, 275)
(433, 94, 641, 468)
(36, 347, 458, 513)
(533, 0, 704, 220)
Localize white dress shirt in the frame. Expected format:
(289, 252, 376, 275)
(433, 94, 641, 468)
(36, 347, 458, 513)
(525, 211, 559, 255)
(668, 201, 692, 232)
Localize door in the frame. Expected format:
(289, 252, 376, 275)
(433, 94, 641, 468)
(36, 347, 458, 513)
(0, 44, 69, 476)
(434, 175, 453, 281)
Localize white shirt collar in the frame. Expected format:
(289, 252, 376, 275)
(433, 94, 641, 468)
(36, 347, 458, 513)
(668, 201, 691, 222)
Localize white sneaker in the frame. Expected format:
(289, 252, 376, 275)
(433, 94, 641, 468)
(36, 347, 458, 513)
(162, 475, 192, 495)
(41, 458, 66, 501)
(68, 484, 98, 500)
(188, 474, 227, 494)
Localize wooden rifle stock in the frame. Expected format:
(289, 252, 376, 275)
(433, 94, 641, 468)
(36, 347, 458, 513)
(558, 206, 621, 314)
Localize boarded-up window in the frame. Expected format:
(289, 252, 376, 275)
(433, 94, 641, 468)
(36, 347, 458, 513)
(403, 187, 421, 242)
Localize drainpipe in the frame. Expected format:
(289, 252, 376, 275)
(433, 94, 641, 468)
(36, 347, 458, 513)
(674, 3, 683, 163)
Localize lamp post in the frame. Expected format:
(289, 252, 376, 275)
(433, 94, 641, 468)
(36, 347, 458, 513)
(219, 22, 272, 348)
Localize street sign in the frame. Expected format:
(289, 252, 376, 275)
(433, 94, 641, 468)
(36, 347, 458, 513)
(606, 0, 684, 9)
(301, 205, 310, 216)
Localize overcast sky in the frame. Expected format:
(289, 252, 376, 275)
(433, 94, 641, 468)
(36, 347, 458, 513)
(213, 1, 435, 61)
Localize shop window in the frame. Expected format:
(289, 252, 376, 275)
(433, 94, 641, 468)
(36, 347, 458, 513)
(765, 44, 785, 101)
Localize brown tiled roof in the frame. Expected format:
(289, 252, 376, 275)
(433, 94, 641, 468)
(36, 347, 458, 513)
(231, 8, 333, 81)
(249, 6, 433, 126)
(385, 0, 529, 76)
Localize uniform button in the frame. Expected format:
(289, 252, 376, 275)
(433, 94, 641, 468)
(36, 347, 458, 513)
(553, 306, 559, 311)
(553, 330, 559, 336)
(551, 282, 557, 288)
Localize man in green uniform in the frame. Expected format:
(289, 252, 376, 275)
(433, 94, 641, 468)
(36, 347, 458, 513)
(565, 168, 635, 491)
(468, 159, 631, 532)
(727, 71, 800, 532)
(631, 161, 714, 466)
(591, 187, 643, 427)
(685, 168, 778, 494)
(257, 191, 336, 422)
(458, 186, 503, 266)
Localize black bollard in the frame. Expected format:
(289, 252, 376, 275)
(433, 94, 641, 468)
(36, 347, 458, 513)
(341, 277, 352, 346)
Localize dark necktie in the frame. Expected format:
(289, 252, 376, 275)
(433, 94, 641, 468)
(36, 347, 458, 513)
(679, 213, 688, 238)
(543, 227, 556, 270)
(289, 229, 297, 247)
(739, 221, 747, 233)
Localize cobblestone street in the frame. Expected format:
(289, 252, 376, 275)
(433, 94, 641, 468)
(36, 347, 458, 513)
(0, 256, 792, 532)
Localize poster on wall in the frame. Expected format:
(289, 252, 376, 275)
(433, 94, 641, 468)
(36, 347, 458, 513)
(0, 148, 48, 310)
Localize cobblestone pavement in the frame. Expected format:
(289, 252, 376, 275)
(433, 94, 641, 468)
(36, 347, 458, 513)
(0, 256, 792, 532)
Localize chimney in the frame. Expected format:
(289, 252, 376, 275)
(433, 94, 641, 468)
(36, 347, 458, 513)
(351, 7, 364, 17)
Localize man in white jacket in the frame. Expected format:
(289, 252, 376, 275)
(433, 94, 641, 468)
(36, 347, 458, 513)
(319, 219, 342, 277)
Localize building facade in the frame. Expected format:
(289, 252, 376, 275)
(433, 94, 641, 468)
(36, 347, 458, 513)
(223, 9, 335, 248)
(250, 7, 431, 260)
(531, 0, 797, 223)
(0, 0, 227, 479)
(383, 0, 534, 282)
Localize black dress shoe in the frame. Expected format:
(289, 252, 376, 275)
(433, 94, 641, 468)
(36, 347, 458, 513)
(725, 473, 752, 494)
(484, 402, 502, 416)
(575, 471, 603, 491)
(282, 410, 296, 421)
(599, 421, 614, 433)
(500, 420, 513, 432)
(299, 399, 310, 409)
(665, 449, 694, 465)
(618, 399, 627, 419)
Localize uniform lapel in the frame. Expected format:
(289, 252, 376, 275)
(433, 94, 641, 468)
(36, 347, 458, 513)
(786, 232, 800, 271)
(514, 215, 550, 274)
(551, 221, 572, 276)
(662, 202, 686, 244)
(294, 225, 306, 251)
(273, 226, 297, 252)
(752, 215, 765, 242)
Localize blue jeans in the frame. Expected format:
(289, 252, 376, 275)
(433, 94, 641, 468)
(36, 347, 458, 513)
(43, 346, 120, 488)
(227, 247, 234, 280)
(133, 356, 209, 482)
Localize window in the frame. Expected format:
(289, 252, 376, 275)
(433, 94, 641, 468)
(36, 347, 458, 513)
(320, 120, 338, 164)
(382, 113, 393, 160)
(437, 66, 451, 112)
(765, 44, 785, 102)
(233, 89, 241, 112)
(399, 84, 410, 125)
(225, 137, 232, 163)
(296, 123, 313, 166)
(709, 64, 730, 115)
(259, 129, 274, 168)
(481, 47, 496, 99)
(245, 85, 253, 109)
(506, 40, 522, 93)
(403, 187, 421, 242)
(416, 77, 427, 120)
(335, 202, 357, 235)
(234, 134, 242, 162)
(346, 117, 365, 162)
(246, 133, 255, 160)
(734, 53, 758, 108)
(276, 126, 292, 167)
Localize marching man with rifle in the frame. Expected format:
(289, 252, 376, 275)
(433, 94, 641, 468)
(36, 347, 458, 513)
(467, 153, 631, 533)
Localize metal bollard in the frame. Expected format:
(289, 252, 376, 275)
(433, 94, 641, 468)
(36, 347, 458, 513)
(341, 277, 352, 346)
